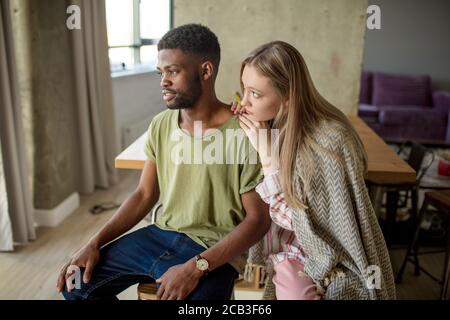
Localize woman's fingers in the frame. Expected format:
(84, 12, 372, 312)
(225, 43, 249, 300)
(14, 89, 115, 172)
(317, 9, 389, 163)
(238, 114, 257, 131)
(238, 118, 250, 132)
(231, 102, 245, 115)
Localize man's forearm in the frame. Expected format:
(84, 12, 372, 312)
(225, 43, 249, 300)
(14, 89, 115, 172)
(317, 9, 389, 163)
(89, 190, 158, 249)
(198, 214, 270, 272)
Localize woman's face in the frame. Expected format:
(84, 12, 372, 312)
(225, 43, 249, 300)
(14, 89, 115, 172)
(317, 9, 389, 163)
(240, 64, 283, 122)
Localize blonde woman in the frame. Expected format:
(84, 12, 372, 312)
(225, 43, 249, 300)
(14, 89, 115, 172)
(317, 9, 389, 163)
(232, 41, 396, 300)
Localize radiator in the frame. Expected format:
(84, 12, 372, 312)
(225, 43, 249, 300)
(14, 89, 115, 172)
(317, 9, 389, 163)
(121, 116, 153, 150)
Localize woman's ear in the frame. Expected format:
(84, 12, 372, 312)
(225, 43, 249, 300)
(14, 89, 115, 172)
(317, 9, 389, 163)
(201, 61, 214, 81)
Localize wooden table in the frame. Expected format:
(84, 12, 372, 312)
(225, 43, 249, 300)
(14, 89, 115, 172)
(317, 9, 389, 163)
(115, 133, 148, 170)
(348, 116, 416, 184)
(115, 116, 416, 183)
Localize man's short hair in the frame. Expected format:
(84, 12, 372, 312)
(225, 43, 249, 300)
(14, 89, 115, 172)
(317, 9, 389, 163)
(158, 24, 221, 76)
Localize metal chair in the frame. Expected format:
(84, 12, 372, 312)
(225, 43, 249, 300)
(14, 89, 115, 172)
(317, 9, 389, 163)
(396, 190, 450, 299)
(393, 142, 434, 214)
(374, 142, 433, 246)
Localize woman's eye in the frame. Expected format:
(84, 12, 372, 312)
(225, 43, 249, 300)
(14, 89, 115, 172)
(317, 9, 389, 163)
(252, 91, 260, 98)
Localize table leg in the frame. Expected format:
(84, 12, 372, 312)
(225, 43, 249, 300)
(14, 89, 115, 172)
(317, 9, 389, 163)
(385, 190, 399, 247)
(396, 199, 428, 283)
(440, 222, 450, 299)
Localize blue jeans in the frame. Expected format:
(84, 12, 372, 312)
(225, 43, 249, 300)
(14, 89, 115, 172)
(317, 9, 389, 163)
(62, 225, 238, 300)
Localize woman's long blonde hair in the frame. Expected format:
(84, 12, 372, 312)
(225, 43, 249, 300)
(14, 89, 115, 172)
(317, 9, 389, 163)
(240, 41, 367, 210)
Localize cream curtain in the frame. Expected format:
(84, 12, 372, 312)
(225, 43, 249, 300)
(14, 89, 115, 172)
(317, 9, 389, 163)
(69, 0, 118, 193)
(0, 138, 13, 251)
(0, 0, 35, 251)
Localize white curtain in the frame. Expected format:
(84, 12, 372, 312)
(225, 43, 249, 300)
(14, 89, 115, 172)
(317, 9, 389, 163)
(0, 0, 35, 251)
(69, 0, 118, 193)
(0, 139, 13, 251)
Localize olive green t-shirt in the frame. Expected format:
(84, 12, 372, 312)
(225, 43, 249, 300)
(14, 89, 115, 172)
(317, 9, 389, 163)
(144, 109, 262, 273)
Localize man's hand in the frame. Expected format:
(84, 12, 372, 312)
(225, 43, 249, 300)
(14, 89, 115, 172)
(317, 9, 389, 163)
(56, 160, 159, 295)
(56, 242, 100, 293)
(155, 258, 203, 300)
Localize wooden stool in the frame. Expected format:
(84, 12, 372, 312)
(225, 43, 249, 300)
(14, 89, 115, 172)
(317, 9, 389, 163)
(396, 189, 450, 299)
(137, 282, 158, 300)
(234, 264, 266, 292)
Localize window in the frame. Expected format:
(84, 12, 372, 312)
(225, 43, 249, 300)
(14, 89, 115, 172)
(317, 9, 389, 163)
(105, 0, 172, 73)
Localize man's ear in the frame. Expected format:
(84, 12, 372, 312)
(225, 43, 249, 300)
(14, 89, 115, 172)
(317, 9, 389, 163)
(201, 61, 214, 81)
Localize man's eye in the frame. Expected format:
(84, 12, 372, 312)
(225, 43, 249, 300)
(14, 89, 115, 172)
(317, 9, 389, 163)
(170, 71, 178, 76)
(157, 71, 163, 76)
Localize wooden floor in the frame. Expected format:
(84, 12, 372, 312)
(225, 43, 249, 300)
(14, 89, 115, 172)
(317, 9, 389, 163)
(0, 171, 147, 300)
(0, 171, 446, 300)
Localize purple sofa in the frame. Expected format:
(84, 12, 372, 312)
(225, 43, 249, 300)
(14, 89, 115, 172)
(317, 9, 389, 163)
(358, 71, 450, 144)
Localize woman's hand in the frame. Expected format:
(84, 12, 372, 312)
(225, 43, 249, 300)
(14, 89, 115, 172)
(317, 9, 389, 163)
(236, 109, 279, 175)
(231, 101, 245, 115)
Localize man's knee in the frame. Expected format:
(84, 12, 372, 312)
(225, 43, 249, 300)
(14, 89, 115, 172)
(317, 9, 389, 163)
(61, 287, 85, 300)
(61, 269, 91, 300)
(188, 265, 237, 300)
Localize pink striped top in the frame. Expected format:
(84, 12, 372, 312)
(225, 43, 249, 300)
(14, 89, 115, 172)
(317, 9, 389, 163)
(255, 172, 306, 266)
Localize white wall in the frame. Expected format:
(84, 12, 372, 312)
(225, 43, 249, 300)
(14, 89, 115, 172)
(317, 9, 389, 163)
(174, 0, 368, 115)
(112, 72, 165, 152)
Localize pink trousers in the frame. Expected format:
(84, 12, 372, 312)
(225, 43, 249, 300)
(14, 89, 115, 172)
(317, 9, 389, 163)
(272, 259, 321, 300)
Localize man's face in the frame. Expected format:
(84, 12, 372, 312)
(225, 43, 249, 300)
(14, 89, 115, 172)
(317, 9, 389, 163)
(157, 49, 202, 109)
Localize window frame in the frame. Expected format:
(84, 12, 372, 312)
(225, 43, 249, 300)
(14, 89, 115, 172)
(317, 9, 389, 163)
(108, 0, 173, 72)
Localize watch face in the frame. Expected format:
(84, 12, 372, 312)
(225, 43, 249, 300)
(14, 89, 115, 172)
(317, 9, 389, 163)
(196, 259, 209, 271)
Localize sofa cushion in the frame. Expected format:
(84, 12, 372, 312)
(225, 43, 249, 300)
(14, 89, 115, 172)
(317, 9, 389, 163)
(378, 106, 445, 125)
(377, 107, 447, 142)
(372, 72, 431, 107)
(358, 103, 379, 117)
(358, 104, 379, 124)
(433, 91, 450, 112)
(359, 71, 372, 104)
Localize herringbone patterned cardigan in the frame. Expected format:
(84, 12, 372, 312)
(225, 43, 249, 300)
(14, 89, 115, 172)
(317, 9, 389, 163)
(247, 120, 396, 300)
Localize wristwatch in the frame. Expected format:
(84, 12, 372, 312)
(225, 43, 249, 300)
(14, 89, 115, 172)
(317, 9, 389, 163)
(195, 254, 210, 275)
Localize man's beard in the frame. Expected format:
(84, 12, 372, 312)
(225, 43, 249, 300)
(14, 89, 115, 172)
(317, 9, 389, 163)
(166, 74, 202, 110)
